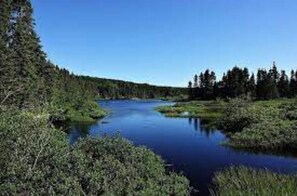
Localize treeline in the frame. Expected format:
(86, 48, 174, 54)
(0, 0, 105, 122)
(188, 62, 297, 100)
(80, 76, 187, 100)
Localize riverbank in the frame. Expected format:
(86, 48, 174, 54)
(219, 98, 297, 150)
(156, 98, 297, 195)
(50, 100, 107, 123)
(156, 100, 226, 118)
(156, 98, 297, 150)
(0, 106, 190, 195)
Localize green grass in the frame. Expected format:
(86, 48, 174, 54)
(156, 100, 226, 119)
(210, 166, 297, 196)
(65, 100, 107, 122)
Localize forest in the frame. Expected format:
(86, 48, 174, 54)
(188, 62, 297, 100)
(80, 76, 187, 100)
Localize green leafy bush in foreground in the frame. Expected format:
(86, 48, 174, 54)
(0, 108, 190, 195)
(211, 166, 297, 196)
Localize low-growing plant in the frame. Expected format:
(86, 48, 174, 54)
(0, 108, 190, 195)
(210, 166, 297, 196)
(228, 119, 297, 149)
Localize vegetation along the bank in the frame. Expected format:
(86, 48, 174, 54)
(158, 98, 297, 150)
(210, 166, 297, 196)
(156, 100, 226, 118)
(219, 98, 297, 150)
(0, 107, 190, 195)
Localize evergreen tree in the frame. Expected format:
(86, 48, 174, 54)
(278, 70, 289, 97)
(0, 0, 14, 104)
(188, 81, 193, 100)
(270, 61, 280, 81)
(193, 74, 198, 87)
(248, 73, 256, 99)
(9, 0, 40, 106)
(267, 67, 279, 99)
(289, 70, 297, 97)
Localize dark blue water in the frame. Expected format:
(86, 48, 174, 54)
(69, 100, 297, 195)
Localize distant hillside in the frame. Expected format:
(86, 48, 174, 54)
(79, 76, 187, 100)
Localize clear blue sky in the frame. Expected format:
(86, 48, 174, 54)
(31, 0, 297, 87)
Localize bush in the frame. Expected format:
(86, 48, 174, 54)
(65, 100, 107, 122)
(220, 99, 297, 149)
(71, 137, 190, 195)
(0, 108, 190, 195)
(0, 107, 76, 195)
(219, 99, 258, 132)
(228, 119, 297, 149)
(210, 166, 297, 196)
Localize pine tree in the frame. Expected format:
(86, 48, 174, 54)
(289, 70, 297, 97)
(278, 70, 289, 97)
(193, 74, 198, 87)
(188, 81, 193, 100)
(248, 73, 256, 99)
(0, 0, 14, 104)
(267, 66, 279, 99)
(9, 0, 48, 106)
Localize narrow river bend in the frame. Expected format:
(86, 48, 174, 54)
(69, 100, 297, 195)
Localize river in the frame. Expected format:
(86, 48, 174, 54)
(68, 100, 297, 195)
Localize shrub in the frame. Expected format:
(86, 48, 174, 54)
(228, 119, 297, 149)
(0, 108, 190, 195)
(0, 107, 77, 195)
(71, 136, 190, 195)
(219, 99, 258, 132)
(218, 99, 297, 149)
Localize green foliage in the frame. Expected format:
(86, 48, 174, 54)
(72, 137, 190, 195)
(219, 99, 257, 132)
(0, 107, 75, 195)
(0, 108, 190, 195)
(80, 76, 187, 100)
(229, 119, 297, 149)
(210, 166, 297, 196)
(219, 99, 281, 132)
(219, 99, 297, 150)
(63, 100, 107, 122)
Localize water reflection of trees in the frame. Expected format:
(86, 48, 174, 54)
(188, 117, 217, 137)
(68, 123, 94, 144)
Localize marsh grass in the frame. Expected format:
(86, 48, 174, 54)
(210, 166, 297, 196)
(156, 100, 226, 119)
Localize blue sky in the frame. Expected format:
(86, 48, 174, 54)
(31, 0, 297, 87)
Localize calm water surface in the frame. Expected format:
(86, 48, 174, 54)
(69, 100, 297, 195)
